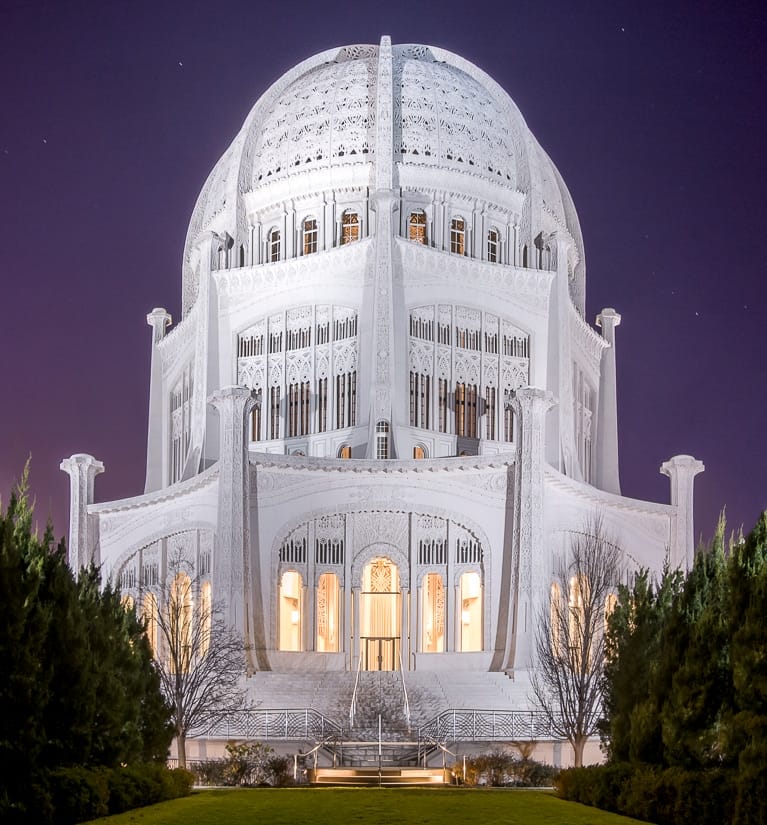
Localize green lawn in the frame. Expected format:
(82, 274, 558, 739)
(86, 787, 651, 825)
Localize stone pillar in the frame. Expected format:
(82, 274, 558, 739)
(208, 386, 259, 632)
(60, 454, 104, 576)
(508, 388, 555, 671)
(596, 308, 622, 495)
(660, 455, 705, 571)
(546, 231, 579, 477)
(145, 308, 171, 493)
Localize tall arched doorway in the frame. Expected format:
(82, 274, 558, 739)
(360, 557, 401, 671)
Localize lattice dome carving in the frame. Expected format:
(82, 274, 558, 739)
(251, 58, 377, 185)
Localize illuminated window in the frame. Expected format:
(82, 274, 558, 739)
(459, 571, 482, 651)
(409, 371, 430, 429)
(487, 228, 499, 263)
(279, 571, 303, 651)
(316, 377, 328, 433)
(450, 218, 466, 255)
(485, 386, 496, 440)
(413, 445, 426, 459)
(569, 575, 591, 667)
(269, 386, 281, 439)
(408, 210, 427, 244)
(121, 594, 134, 612)
(438, 379, 448, 433)
(455, 383, 478, 438)
(302, 218, 318, 255)
(268, 228, 281, 263)
(142, 592, 159, 657)
(169, 572, 193, 672)
(550, 582, 562, 657)
(288, 381, 311, 438)
(376, 420, 390, 460)
(316, 573, 340, 652)
(341, 210, 360, 245)
(338, 444, 351, 459)
(422, 573, 445, 652)
(200, 582, 212, 657)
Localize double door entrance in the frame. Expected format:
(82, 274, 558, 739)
(359, 558, 401, 671)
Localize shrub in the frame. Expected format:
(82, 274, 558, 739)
(49, 766, 110, 825)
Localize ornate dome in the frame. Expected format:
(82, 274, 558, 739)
(183, 38, 585, 312)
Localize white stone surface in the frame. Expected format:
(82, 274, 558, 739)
(65, 37, 703, 721)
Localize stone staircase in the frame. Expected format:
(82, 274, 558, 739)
(245, 669, 533, 730)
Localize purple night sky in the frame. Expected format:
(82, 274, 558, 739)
(1, 0, 765, 545)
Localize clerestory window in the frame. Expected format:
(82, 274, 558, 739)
(341, 210, 360, 245)
(303, 218, 318, 255)
(450, 218, 466, 255)
(408, 210, 427, 245)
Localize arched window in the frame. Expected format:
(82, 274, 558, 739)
(302, 217, 318, 255)
(450, 217, 466, 255)
(279, 570, 303, 651)
(121, 594, 134, 612)
(408, 210, 427, 245)
(341, 210, 360, 245)
(459, 571, 482, 651)
(338, 444, 352, 459)
(413, 445, 426, 459)
(316, 573, 340, 652)
(268, 228, 281, 263)
(550, 582, 562, 657)
(142, 592, 159, 657)
(422, 573, 444, 653)
(170, 572, 193, 672)
(487, 228, 499, 263)
(200, 581, 212, 657)
(375, 420, 390, 460)
(569, 574, 590, 667)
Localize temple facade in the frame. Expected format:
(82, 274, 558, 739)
(62, 38, 702, 756)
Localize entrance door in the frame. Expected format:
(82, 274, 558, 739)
(359, 558, 401, 671)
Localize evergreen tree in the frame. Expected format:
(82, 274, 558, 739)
(0, 466, 173, 821)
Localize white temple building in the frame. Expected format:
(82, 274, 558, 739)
(62, 37, 703, 766)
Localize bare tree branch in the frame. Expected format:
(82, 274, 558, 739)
(530, 514, 623, 766)
(140, 552, 249, 767)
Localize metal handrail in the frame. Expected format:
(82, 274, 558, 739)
(417, 708, 558, 742)
(349, 651, 363, 728)
(398, 650, 411, 731)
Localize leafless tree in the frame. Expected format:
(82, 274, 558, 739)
(530, 516, 623, 767)
(142, 556, 248, 768)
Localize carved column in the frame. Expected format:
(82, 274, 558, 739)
(508, 388, 555, 671)
(660, 455, 705, 571)
(208, 386, 259, 634)
(596, 308, 622, 495)
(60, 454, 104, 577)
(145, 308, 171, 493)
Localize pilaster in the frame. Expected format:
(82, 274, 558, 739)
(145, 308, 171, 493)
(596, 308, 622, 495)
(208, 386, 259, 636)
(546, 231, 579, 477)
(60, 454, 104, 576)
(660, 454, 705, 570)
(508, 388, 555, 671)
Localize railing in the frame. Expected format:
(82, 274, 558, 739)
(398, 651, 411, 731)
(418, 709, 557, 742)
(349, 652, 363, 728)
(201, 708, 342, 741)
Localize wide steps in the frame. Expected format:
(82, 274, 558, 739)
(309, 767, 448, 786)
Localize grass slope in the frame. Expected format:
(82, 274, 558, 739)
(86, 787, 650, 825)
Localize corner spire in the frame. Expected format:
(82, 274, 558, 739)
(375, 36, 394, 191)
